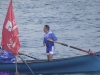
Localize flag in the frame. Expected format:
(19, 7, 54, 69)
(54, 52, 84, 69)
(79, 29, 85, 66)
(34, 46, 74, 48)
(1, 0, 20, 55)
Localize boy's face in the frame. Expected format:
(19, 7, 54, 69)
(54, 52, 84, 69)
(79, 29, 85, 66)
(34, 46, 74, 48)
(43, 26, 48, 33)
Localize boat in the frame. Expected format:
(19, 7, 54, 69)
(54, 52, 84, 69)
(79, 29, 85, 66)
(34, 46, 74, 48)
(1, 0, 100, 74)
(0, 51, 100, 74)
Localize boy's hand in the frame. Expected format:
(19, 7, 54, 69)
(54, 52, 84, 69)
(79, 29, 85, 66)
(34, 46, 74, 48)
(48, 39, 53, 42)
(43, 43, 46, 46)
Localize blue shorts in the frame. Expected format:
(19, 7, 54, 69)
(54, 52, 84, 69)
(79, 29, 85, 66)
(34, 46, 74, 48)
(46, 46, 55, 55)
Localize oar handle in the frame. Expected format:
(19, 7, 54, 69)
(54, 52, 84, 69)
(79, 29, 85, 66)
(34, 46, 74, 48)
(51, 40, 100, 57)
(18, 52, 39, 60)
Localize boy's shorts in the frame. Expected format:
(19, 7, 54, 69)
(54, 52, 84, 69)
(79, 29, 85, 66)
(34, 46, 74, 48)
(46, 46, 55, 55)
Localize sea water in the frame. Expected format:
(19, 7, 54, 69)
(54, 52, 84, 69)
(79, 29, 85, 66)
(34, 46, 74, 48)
(0, 0, 100, 75)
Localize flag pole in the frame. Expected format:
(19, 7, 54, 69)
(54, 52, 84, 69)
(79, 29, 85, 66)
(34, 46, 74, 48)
(15, 56, 20, 75)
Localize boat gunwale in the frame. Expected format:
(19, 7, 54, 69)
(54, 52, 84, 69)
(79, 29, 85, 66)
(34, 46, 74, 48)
(0, 51, 99, 64)
(26, 51, 100, 63)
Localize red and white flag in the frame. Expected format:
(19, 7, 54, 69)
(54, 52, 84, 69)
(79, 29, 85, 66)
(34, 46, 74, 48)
(1, 0, 20, 55)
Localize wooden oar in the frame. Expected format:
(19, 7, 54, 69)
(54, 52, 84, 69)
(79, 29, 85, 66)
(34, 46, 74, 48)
(51, 41, 100, 57)
(18, 52, 39, 60)
(18, 55, 35, 75)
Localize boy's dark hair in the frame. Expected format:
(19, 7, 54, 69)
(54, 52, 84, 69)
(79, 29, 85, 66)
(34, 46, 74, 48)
(45, 25, 50, 30)
(0, 47, 1, 49)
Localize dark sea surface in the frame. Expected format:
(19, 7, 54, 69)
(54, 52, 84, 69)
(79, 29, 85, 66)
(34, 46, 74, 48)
(0, 0, 100, 75)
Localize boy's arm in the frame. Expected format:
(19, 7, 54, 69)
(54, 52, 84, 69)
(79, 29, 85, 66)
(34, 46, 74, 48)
(48, 33, 57, 41)
(43, 38, 46, 46)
